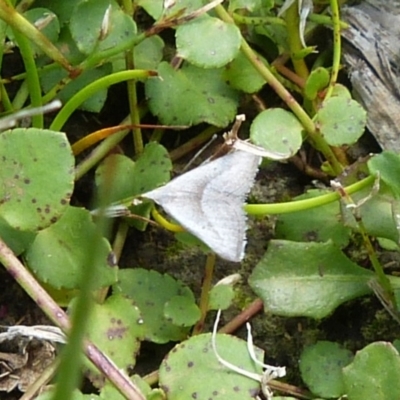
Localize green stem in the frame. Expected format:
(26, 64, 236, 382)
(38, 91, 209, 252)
(50, 70, 155, 131)
(11, 28, 43, 127)
(283, 0, 309, 79)
(245, 175, 374, 215)
(232, 12, 286, 26)
(192, 254, 215, 335)
(324, 0, 341, 99)
(125, 52, 144, 154)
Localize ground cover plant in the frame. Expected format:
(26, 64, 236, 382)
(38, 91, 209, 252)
(0, 0, 399, 399)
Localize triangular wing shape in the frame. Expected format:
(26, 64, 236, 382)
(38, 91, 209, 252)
(142, 150, 261, 261)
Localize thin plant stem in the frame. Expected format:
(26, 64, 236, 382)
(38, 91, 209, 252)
(324, 0, 341, 99)
(333, 183, 395, 306)
(11, 28, 43, 127)
(192, 253, 216, 335)
(245, 175, 374, 215)
(122, 0, 144, 155)
(50, 70, 155, 132)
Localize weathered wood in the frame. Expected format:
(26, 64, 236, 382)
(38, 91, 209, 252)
(341, 0, 400, 151)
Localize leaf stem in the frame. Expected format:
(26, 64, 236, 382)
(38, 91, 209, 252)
(11, 28, 43, 127)
(50, 69, 156, 131)
(324, 0, 341, 99)
(245, 175, 374, 215)
(192, 253, 216, 335)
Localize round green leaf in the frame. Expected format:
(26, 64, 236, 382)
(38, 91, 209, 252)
(113, 268, 197, 343)
(299, 341, 353, 398)
(176, 16, 241, 68)
(26, 206, 118, 290)
(208, 284, 235, 311)
(146, 62, 239, 127)
(249, 240, 374, 318)
(331, 83, 352, 99)
(159, 333, 263, 400)
(70, 0, 112, 54)
(164, 295, 201, 327)
(343, 342, 400, 400)
(70, 0, 136, 55)
(250, 108, 303, 157)
(0, 128, 74, 231)
(315, 97, 367, 146)
(79, 294, 145, 387)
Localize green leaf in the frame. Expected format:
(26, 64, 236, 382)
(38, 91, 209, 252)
(275, 189, 351, 247)
(340, 190, 400, 244)
(113, 268, 197, 343)
(26, 206, 118, 290)
(222, 51, 267, 93)
(315, 97, 367, 146)
(176, 16, 241, 68)
(96, 142, 172, 202)
(134, 36, 165, 70)
(159, 333, 263, 400)
(368, 152, 400, 198)
(299, 341, 353, 398)
(79, 294, 145, 387)
(129, 142, 173, 194)
(343, 342, 400, 400)
(248, 240, 374, 318)
(304, 67, 330, 100)
(146, 62, 239, 127)
(0, 217, 35, 256)
(33, 0, 81, 26)
(331, 83, 352, 99)
(208, 284, 235, 311)
(96, 154, 137, 204)
(0, 128, 74, 231)
(70, 0, 136, 55)
(163, 295, 201, 327)
(95, 143, 172, 230)
(250, 108, 303, 157)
